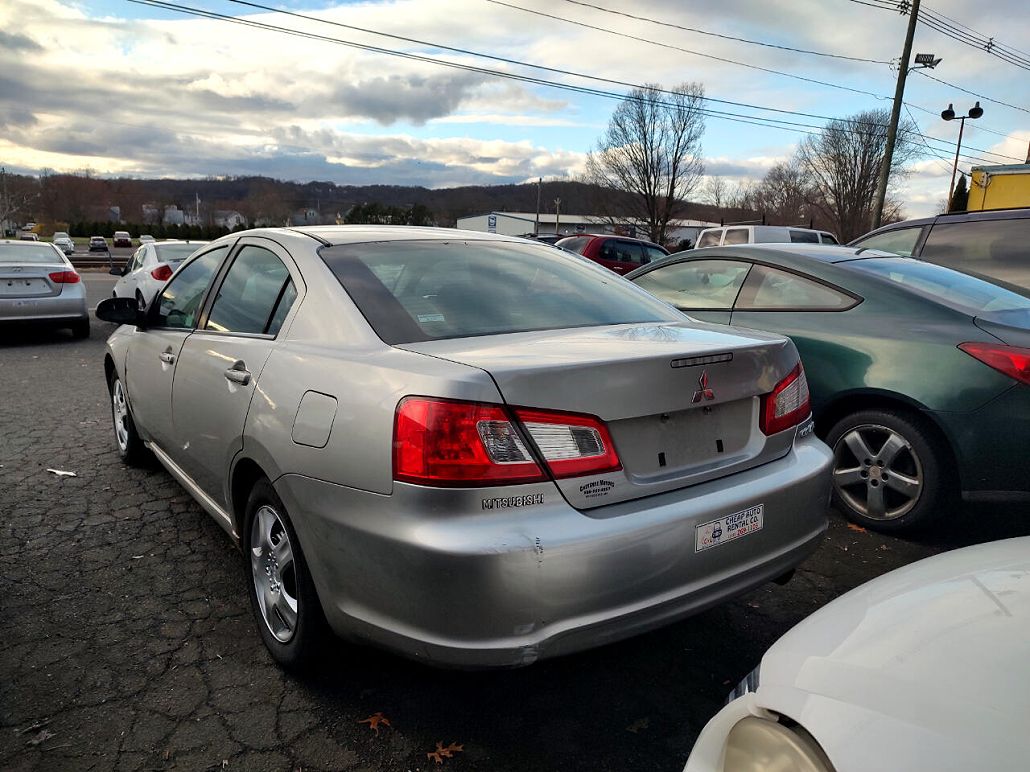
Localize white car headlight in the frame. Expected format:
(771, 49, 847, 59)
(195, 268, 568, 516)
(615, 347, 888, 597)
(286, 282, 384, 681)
(723, 717, 835, 772)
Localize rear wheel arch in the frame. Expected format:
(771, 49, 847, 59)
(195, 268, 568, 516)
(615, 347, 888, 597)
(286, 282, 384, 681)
(230, 457, 269, 539)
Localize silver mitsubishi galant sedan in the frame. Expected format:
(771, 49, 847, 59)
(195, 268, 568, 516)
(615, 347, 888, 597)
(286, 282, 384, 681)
(96, 226, 831, 670)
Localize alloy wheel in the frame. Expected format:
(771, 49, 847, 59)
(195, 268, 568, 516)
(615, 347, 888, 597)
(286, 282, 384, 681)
(832, 423, 923, 521)
(112, 379, 130, 453)
(250, 505, 299, 643)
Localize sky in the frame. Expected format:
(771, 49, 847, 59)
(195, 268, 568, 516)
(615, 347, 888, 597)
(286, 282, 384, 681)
(2, 0, 1029, 218)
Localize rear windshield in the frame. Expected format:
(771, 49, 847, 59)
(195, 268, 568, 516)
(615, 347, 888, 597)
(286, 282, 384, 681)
(154, 243, 203, 262)
(0, 243, 64, 263)
(320, 240, 678, 344)
(847, 257, 1030, 327)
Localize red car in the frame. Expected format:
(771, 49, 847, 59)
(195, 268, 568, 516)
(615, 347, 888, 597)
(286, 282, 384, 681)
(556, 234, 669, 275)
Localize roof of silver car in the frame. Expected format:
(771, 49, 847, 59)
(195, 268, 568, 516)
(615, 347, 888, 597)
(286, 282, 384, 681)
(281, 225, 525, 246)
(692, 242, 891, 263)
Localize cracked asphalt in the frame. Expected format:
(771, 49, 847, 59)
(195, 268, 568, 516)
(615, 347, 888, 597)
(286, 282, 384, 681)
(3, 273, 1028, 772)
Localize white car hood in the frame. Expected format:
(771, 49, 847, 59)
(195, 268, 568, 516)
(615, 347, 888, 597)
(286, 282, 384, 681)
(758, 536, 1030, 770)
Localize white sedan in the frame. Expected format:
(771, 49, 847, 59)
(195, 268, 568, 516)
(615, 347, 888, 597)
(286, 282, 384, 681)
(112, 240, 206, 307)
(685, 536, 1030, 772)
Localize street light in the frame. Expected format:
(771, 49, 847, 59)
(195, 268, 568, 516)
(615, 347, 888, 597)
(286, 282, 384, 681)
(942, 101, 984, 204)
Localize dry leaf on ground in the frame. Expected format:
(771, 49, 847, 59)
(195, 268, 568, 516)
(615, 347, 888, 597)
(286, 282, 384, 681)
(846, 523, 867, 533)
(427, 741, 464, 764)
(358, 712, 391, 735)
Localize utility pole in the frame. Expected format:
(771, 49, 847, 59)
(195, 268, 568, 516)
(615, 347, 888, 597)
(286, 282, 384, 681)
(872, 0, 921, 231)
(195, 192, 200, 223)
(534, 177, 542, 236)
(554, 198, 561, 236)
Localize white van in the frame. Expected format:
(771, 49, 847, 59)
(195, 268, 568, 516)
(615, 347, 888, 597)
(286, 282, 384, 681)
(695, 225, 838, 248)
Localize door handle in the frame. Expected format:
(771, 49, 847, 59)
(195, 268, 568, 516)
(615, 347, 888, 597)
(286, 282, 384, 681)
(224, 367, 252, 386)
(159, 351, 176, 364)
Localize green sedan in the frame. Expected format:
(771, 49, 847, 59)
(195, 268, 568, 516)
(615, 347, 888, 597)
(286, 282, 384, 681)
(626, 244, 1030, 532)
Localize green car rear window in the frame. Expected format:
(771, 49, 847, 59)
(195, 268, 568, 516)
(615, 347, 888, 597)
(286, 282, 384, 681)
(319, 240, 678, 344)
(848, 257, 1030, 327)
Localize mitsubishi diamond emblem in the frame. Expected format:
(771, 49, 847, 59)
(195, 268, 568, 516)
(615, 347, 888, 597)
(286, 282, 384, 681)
(692, 370, 715, 403)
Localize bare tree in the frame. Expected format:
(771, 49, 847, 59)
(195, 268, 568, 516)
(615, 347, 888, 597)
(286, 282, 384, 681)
(702, 175, 727, 209)
(797, 108, 916, 241)
(749, 160, 821, 226)
(585, 82, 706, 244)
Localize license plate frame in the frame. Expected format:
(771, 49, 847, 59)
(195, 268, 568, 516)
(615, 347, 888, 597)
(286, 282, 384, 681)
(695, 504, 764, 552)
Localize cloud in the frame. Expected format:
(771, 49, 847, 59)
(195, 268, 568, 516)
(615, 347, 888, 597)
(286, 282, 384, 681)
(0, 30, 42, 51)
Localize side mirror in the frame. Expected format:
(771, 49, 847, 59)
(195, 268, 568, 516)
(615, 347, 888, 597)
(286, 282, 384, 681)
(109, 265, 122, 276)
(96, 296, 146, 327)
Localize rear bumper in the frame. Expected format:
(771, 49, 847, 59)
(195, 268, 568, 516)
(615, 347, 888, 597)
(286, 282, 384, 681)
(275, 434, 832, 668)
(931, 384, 1030, 497)
(0, 288, 88, 324)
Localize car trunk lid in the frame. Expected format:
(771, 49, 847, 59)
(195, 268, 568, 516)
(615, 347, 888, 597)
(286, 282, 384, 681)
(399, 321, 802, 509)
(0, 263, 67, 298)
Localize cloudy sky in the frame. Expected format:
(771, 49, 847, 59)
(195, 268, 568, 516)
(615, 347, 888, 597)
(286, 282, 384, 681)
(2, 0, 1028, 216)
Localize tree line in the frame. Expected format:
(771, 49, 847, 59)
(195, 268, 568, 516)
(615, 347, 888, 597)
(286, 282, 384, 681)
(63, 221, 245, 240)
(584, 84, 920, 244)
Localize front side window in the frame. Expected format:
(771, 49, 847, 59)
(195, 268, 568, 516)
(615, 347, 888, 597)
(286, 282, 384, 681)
(789, 230, 820, 244)
(737, 265, 857, 310)
(555, 236, 589, 255)
(696, 231, 722, 248)
(152, 247, 227, 329)
(643, 245, 668, 263)
(632, 259, 751, 309)
(820, 233, 839, 244)
(205, 246, 294, 335)
(852, 226, 922, 256)
(321, 240, 679, 344)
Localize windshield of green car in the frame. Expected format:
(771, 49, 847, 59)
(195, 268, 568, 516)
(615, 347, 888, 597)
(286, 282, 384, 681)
(847, 256, 1030, 328)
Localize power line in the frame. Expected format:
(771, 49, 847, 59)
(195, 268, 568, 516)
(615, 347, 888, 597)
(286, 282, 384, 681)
(913, 70, 1030, 116)
(554, 0, 890, 64)
(485, 0, 893, 101)
(921, 3, 1030, 59)
(127, 0, 1015, 167)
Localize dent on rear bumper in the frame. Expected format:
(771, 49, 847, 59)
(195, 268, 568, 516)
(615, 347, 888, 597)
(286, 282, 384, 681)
(275, 435, 832, 667)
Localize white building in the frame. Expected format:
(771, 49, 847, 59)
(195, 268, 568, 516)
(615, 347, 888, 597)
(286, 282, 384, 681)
(455, 211, 717, 246)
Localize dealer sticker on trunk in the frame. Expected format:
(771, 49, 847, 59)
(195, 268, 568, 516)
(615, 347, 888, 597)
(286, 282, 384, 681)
(695, 504, 764, 552)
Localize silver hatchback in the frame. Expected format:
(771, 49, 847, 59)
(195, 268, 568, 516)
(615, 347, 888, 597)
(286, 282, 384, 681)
(97, 227, 830, 669)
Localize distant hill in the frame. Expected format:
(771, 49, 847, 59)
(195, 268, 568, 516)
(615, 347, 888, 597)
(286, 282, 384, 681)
(8, 172, 736, 229)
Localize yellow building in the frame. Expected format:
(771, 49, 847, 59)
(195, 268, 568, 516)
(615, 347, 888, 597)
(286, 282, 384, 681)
(966, 163, 1030, 211)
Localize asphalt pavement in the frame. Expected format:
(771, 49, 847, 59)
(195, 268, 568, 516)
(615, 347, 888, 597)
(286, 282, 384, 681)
(1, 312, 1028, 772)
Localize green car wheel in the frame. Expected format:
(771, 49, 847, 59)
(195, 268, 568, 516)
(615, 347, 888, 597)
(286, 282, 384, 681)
(826, 408, 951, 532)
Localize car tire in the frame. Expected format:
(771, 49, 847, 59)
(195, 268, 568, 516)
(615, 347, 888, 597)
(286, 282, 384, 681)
(108, 374, 147, 465)
(826, 408, 951, 532)
(71, 320, 90, 339)
(244, 479, 329, 670)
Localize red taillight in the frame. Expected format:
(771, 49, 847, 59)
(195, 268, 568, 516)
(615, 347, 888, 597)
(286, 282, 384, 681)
(514, 408, 622, 479)
(760, 363, 811, 435)
(48, 270, 80, 284)
(151, 264, 173, 281)
(393, 398, 623, 487)
(394, 397, 545, 486)
(959, 342, 1030, 386)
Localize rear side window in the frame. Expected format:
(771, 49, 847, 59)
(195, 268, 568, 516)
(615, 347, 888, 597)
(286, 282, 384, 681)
(696, 231, 722, 248)
(737, 265, 857, 310)
(599, 239, 645, 264)
(922, 220, 1025, 271)
(633, 259, 751, 309)
(723, 228, 749, 245)
(847, 257, 1030, 325)
(789, 230, 820, 244)
(205, 246, 294, 336)
(320, 240, 678, 344)
(852, 226, 922, 256)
